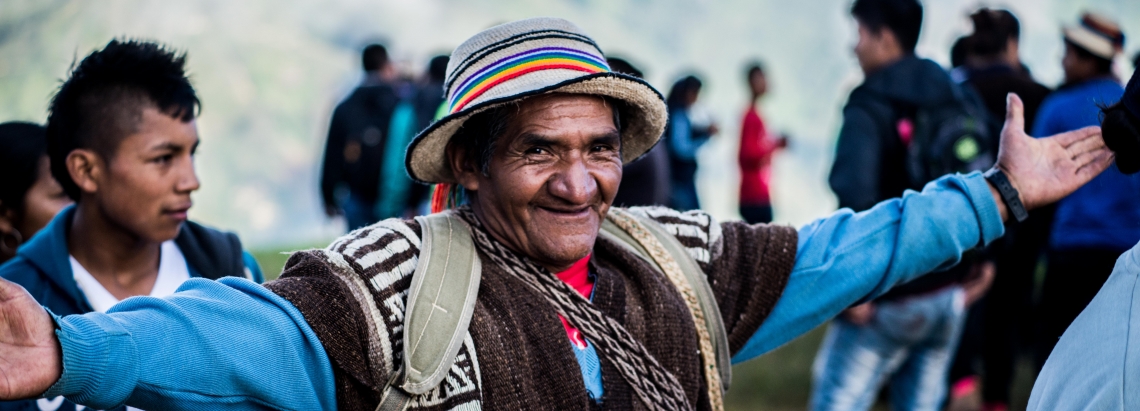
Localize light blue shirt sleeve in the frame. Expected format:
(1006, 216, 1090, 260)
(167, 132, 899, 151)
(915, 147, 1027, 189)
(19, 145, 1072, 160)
(43, 277, 335, 410)
(1027, 241, 1140, 410)
(732, 172, 1005, 363)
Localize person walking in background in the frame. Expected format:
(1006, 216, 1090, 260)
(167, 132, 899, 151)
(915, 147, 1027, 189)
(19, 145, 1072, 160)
(375, 56, 447, 219)
(0, 40, 264, 411)
(320, 43, 401, 231)
(665, 75, 717, 210)
(949, 8, 1052, 410)
(738, 62, 787, 224)
(0, 122, 72, 265)
(1031, 12, 1140, 372)
(610, 57, 672, 207)
(816, 0, 998, 409)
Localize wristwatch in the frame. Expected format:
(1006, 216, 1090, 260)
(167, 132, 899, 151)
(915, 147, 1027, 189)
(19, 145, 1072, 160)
(983, 168, 1028, 223)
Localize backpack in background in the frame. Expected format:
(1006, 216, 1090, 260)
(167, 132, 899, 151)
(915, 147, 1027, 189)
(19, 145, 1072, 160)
(904, 83, 998, 187)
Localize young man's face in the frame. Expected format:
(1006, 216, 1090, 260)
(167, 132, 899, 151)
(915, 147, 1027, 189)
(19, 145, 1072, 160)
(854, 20, 902, 75)
(92, 106, 200, 243)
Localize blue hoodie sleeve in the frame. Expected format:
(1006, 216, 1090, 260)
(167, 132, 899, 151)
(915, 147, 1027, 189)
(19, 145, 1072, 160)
(733, 172, 1005, 361)
(43, 277, 335, 410)
(241, 251, 266, 283)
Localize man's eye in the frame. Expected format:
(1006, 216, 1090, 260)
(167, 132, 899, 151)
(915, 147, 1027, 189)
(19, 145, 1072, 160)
(525, 147, 547, 155)
(592, 145, 613, 152)
(154, 155, 174, 164)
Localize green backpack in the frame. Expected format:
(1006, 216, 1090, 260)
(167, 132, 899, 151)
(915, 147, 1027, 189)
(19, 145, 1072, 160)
(377, 210, 730, 411)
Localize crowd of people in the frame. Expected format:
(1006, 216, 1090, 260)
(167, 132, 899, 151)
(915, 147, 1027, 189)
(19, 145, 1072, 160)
(0, 0, 1136, 410)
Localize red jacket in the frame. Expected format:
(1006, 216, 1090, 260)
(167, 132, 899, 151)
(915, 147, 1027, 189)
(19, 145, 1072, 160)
(738, 106, 781, 205)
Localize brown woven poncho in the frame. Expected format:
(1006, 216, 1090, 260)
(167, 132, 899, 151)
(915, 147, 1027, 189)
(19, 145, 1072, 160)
(265, 206, 797, 410)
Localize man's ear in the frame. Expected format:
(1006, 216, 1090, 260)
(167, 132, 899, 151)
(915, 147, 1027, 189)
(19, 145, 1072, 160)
(446, 143, 481, 192)
(66, 149, 103, 195)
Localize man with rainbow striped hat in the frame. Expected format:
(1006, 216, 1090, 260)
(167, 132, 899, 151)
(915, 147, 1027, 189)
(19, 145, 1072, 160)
(0, 17, 1115, 410)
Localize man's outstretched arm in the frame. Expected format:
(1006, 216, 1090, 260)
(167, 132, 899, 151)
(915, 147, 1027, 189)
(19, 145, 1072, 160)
(0, 277, 336, 410)
(734, 93, 1114, 360)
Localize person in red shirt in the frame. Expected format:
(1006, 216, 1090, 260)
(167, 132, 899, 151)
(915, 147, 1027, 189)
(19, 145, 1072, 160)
(738, 63, 787, 224)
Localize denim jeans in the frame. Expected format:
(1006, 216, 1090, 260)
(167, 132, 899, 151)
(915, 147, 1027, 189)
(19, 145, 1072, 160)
(811, 286, 966, 411)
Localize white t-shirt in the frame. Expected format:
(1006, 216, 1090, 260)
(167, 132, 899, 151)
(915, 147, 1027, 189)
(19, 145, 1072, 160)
(39, 241, 192, 411)
(70, 240, 191, 313)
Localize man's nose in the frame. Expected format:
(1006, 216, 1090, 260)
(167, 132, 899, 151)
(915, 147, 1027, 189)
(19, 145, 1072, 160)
(548, 156, 597, 204)
(176, 158, 201, 193)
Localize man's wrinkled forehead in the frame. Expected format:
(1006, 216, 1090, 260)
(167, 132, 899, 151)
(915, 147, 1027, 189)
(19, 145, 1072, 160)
(501, 94, 620, 143)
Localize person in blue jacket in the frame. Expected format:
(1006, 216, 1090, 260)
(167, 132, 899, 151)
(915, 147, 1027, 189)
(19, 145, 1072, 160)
(0, 39, 263, 411)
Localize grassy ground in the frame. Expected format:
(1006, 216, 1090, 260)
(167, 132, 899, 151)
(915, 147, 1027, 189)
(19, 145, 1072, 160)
(247, 249, 1036, 410)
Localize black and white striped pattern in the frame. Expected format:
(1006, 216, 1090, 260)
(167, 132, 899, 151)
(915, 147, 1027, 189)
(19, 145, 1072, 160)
(457, 209, 693, 411)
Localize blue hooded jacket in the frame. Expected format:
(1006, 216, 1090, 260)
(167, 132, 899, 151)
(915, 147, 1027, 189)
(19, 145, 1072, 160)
(0, 206, 263, 411)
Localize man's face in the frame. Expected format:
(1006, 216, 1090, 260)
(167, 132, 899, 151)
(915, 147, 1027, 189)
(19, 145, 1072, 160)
(456, 94, 622, 272)
(749, 71, 768, 97)
(92, 106, 200, 243)
(854, 21, 901, 75)
(1062, 43, 1096, 85)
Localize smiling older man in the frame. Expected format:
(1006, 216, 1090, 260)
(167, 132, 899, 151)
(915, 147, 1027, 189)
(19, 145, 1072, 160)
(0, 18, 1115, 411)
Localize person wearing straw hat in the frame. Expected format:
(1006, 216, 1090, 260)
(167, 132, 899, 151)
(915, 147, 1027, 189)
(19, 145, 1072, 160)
(0, 17, 1116, 411)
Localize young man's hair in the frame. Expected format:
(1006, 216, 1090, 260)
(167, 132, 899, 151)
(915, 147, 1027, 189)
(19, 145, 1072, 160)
(969, 8, 1019, 58)
(851, 0, 924, 53)
(1066, 40, 1114, 75)
(1101, 101, 1140, 174)
(745, 62, 765, 80)
(949, 35, 972, 68)
(362, 44, 389, 72)
(46, 39, 199, 201)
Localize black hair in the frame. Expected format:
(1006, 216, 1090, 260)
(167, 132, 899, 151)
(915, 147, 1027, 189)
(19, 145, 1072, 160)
(427, 55, 449, 83)
(666, 75, 703, 110)
(969, 8, 1019, 57)
(1101, 101, 1140, 174)
(745, 62, 765, 80)
(46, 39, 199, 201)
(362, 44, 389, 72)
(0, 122, 49, 215)
(1133, 51, 1140, 71)
(449, 95, 625, 177)
(851, 0, 923, 53)
(1066, 39, 1114, 75)
(606, 57, 644, 78)
(950, 35, 972, 68)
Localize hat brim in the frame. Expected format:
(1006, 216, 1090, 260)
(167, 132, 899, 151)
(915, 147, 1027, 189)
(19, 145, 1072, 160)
(404, 72, 667, 184)
(1063, 26, 1120, 60)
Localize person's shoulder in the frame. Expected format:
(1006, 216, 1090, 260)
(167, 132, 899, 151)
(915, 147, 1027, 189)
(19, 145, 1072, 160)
(0, 255, 42, 283)
(299, 217, 423, 285)
(622, 206, 722, 264)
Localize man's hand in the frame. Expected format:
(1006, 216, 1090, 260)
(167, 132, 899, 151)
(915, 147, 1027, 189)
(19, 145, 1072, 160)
(994, 93, 1114, 215)
(0, 277, 61, 399)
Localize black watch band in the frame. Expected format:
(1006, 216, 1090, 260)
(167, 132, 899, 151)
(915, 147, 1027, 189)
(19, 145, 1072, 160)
(984, 168, 1028, 223)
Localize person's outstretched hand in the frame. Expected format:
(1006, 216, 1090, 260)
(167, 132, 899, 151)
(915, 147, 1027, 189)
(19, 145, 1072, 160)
(0, 277, 60, 399)
(996, 93, 1114, 213)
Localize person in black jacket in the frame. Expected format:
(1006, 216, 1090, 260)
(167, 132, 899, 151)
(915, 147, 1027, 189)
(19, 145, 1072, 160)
(0, 40, 263, 411)
(815, 1, 991, 409)
(320, 44, 402, 230)
(951, 9, 1053, 409)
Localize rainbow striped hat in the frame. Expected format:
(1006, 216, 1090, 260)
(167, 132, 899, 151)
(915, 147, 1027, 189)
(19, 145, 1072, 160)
(405, 17, 667, 184)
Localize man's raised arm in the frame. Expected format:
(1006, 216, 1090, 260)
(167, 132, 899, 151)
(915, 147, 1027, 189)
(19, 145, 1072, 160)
(734, 94, 1114, 360)
(0, 277, 336, 410)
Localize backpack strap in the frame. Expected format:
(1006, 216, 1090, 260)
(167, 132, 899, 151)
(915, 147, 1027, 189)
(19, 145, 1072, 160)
(600, 208, 731, 410)
(377, 212, 482, 411)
